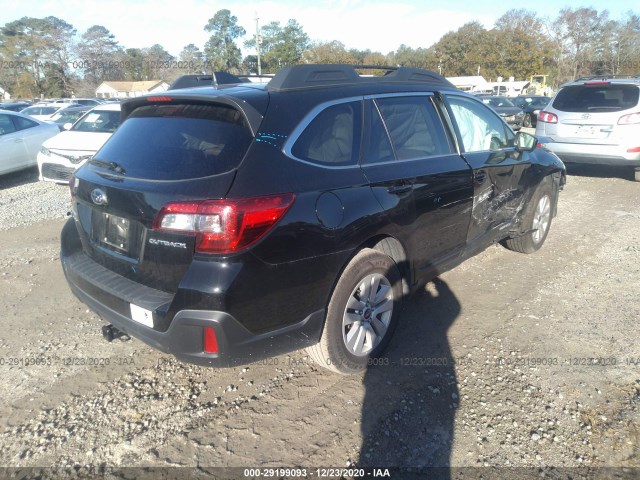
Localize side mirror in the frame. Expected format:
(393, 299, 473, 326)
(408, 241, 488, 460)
(63, 122, 73, 130)
(515, 131, 537, 152)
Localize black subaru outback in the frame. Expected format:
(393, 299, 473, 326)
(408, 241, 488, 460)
(61, 65, 565, 374)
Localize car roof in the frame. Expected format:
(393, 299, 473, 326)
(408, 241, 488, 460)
(0, 109, 47, 123)
(266, 64, 454, 92)
(562, 75, 640, 87)
(90, 103, 121, 112)
(26, 102, 70, 108)
(58, 105, 92, 112)
(122, 65, 462, 135)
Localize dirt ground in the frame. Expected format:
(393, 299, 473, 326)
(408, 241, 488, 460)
(0, 163, 638, 478)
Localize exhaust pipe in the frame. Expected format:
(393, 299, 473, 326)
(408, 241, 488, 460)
(102, 324, 128, 342)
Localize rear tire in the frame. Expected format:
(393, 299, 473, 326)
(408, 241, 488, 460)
(523, 113, 532, 128)
(307, 249, 402, 374)
(503, 179, 554, 254)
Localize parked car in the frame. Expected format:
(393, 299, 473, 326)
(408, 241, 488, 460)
(0, 110, 60, 175)
(38, 103, 121, 183)
(513, 95, 550, 128)
(0, 101, 32, 112)
(20, 103, 76, 121)
(536, 75, 640, 181)
(47, 105, 93, 131)
(51, 98, 105, 107)
(480, 96, 525, 130)
(61, 65, 565, 373)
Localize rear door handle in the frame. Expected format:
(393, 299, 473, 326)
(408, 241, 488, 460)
(474, 170, 487, 184)
(387, 183, 413, 195)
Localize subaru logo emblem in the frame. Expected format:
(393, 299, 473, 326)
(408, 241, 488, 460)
(91, 189, 108, 206)
(581, 113, 591, 120)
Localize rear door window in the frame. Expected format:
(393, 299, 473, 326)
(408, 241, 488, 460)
(552, 85, 640, 112)
(0, 114, 17, 135)
(376, 96, 451, 160)
(363, 95, 451, 164)
(92, 103, 253, 180)
(290, 101, 361, 166)
(12, 116, 38, 131)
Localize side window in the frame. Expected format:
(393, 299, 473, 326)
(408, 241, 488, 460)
(0, 114, 17, 135)
(447, 95, 514, 152)
(364, 102, 394, 164)
(374, 96, 450, 161)
(291, 101, 360, 166)
(12, 116, 38, 131)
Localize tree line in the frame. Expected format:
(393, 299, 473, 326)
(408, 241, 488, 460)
(0, 7, 639, 99)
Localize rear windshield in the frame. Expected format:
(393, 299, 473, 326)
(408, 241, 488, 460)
(92, 103, 252, 180)
(552, 84, 640, 112)
(483, 97, 516, 108)
(23, 106, 58, 115)
(72, 109, 120, 133)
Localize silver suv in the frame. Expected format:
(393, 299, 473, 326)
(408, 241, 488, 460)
(535, 75, 640, 181)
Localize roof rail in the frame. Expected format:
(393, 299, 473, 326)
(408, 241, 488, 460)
(169, 72, 250, 90)
(266, 64, 454, 92)
(572, 74, 640, 82)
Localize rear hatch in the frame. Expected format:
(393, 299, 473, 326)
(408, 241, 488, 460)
(550, 83, 640, 145)
(70, 90, 266, 294)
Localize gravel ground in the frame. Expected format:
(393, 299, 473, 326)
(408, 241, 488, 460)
(0, 168, 70, 231)
(0, 164, 638, 479)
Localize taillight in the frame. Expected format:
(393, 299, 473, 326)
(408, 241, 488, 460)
(68, 175, 77, 200)
(153, 193, 295, 254)
(618, 113, 640, 125)
(203, 327, 218, 354)
(538, 111, 558, 124)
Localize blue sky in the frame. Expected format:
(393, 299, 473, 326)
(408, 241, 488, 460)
(0, 0, 635, 57)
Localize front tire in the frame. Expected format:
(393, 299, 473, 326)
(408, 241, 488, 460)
(523, 113, 532, 128)
(503, 180, 554, 254)
(307, 249, 402, 374)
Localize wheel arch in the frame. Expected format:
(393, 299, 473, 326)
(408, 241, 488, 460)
(360, 235, 411, 297)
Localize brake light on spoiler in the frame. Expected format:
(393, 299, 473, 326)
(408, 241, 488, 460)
(153, 194, 295, 254)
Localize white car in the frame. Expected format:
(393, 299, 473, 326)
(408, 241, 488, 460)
(38, 103, 121, 183)
(0, 110, 60, 175)
(20, 103, 75, 121)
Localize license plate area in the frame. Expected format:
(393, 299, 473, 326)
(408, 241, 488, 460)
(574, 125, 600, 138)
(91, 211, 141, 259)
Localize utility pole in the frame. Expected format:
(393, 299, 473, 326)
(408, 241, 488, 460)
(255, 14, 262, 76)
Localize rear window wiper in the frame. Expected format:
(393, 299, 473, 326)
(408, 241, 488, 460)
(90, 159, 126, 175)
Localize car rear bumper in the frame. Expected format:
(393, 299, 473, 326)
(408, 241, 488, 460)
(537, 141, 640, 166)
(60, 218, 326, 367)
